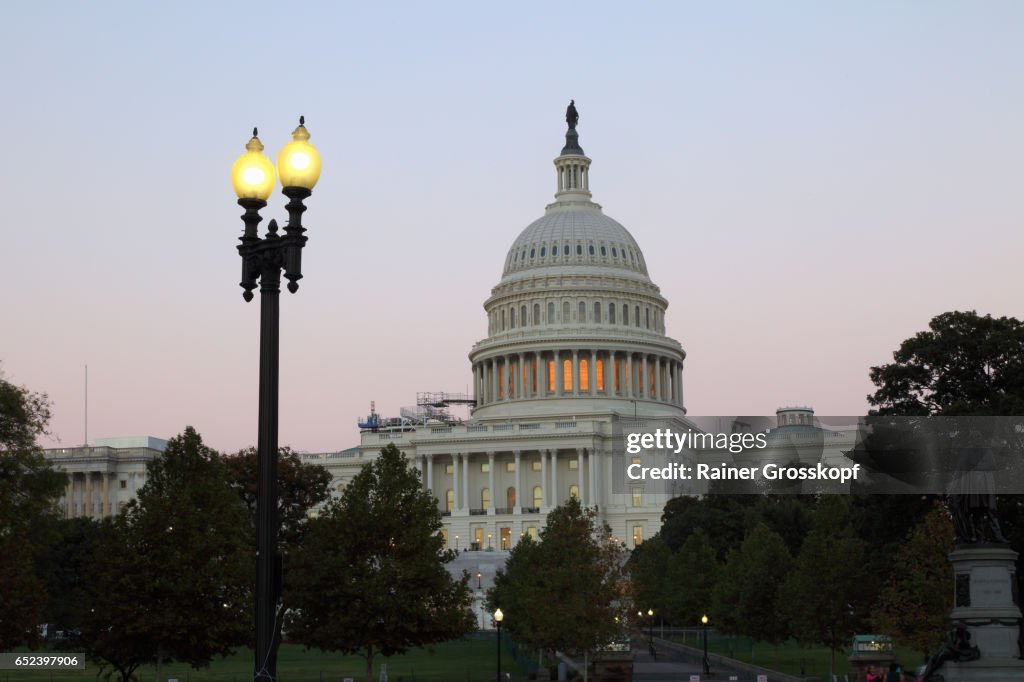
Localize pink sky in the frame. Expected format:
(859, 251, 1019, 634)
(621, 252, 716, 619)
(3, 2, 1022, 453)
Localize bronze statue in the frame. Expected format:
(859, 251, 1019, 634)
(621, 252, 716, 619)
(919, 623, 981, 681)
(948, 430, 1007, 544)
(566, 100, 579, 130)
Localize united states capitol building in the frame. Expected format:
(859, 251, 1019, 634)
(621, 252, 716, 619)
(44, 107, 858, 560)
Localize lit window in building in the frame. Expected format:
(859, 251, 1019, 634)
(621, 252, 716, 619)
(579, 359, 589, 391)
(633, 526, 644, 546)
(446, 490, 454, 512)
(507, 487, 516, 508)
(548, 360, 556, 391)
(632, 486, 643, 507)
(533, 486, 543, 508)
(481, 488, 490, 509)
(481, 462, 489, 473)
(527, 526, 538, 540)
(563, 359, 573, 391)
(506, 462, 516, 473)
(474, 528, 484, 546)
(596, 359, 604, 391)
(440, 528, 449, 549)
(445, 463, 454, 474)
(614, 359, 620, 392)
(532, 460, 541, 471)
(569, 459, 578, 470)
(570, 484, 579, 499)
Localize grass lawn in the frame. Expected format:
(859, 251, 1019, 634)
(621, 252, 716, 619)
(1, 640, 523, 682)
(671, 631, 926, 678)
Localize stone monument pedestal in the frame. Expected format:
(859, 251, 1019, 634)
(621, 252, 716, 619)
(938, 545, 1023, 681)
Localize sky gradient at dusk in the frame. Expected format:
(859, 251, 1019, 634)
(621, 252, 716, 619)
(3, 1, 1022, 453)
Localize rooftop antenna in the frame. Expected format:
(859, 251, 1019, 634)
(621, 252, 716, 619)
(84, 365, 88, 446)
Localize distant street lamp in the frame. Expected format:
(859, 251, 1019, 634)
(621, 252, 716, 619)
(494, 608, 504, 682)
(477, 572, 483, 590)
(232, 118, 322, 682)
(701, 614, 710, 675)
(455, 534, 459, 551)
(647, 608, 654, 643)
(488, 533, 493, 550)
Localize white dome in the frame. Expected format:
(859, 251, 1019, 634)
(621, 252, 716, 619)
(502, 206, 650, 281)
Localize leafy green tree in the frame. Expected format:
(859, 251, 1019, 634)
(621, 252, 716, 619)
(79, 427, 250, 681)
(0, 372, 66, 649)
(628, 535, 673, 620)
(780, 497, 869, 677)
(868, 311, 1024, 416)
(874, 502, 955, 656)
(488, 498, 627, 681)
(36, 517, 104, 632)
(286, 444, 474, 682)
(673, 529, 720, 627)
(660, 495, 756, 558)
(224, 446, 332, 672)
(711, 523, 792, 644)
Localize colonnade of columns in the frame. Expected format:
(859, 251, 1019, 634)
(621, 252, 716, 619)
(419, 448, 601, 515)
(473, 350, 683, 407)
(64, 471, 119, 519)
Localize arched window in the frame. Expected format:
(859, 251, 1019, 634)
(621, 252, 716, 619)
(579, 359, 589, 392)
(635, 306, 640, 327)
(588, 244, 595, 255)
(533, 303, 540, 326)
(570, 484, 579, 500)
(507, 486, 516, 509)
(481, 487, 490, 510)
(548, 360, 556, 392)
(562, 301, 570, 321)
(509, 307, 516, 328)
(501, 309, 506, 331)
(593, 301, 601, 323)
(521, 305, 527, 327)
(530, 248, 535, 258)
(576, 244, 583, 255)
(622, 304, 629, 325)
(540, 246, 546, 258)
(646, 308, 650, 329)
(596, 359, 605, 392)
(563, 244, 569, 255)
(532, 486, 543, 508)
(445, 489, 454, 512)
(609, 303, 616, 324)
(611, 247, 617, 257)
(600, 245, 607, 256)
(578, 301, 586, 322)
(547, 301, 555, 323)
(563, 359, 573, 392)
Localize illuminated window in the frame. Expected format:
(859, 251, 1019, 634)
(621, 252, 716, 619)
(631, 487, 643, 507)
(596, 359, 604, 391)
(474, 528, 484, 545)
(445, 463, 454, 474)
(532, 460, 541, 471)
(440, 528, 449, 548)
(446, 489, 454, 512)
(633, 525, 644, 546)
(481, 488, 490, 509)
(569, 459, 579, 470)
(481, 462, 489, 473)
(614, 359, 620, 392)
(563, 359, 573, 392)
(631, 457, 641, 465)
(548, 360, 556, 391)
(579, 359, 589, 392)
(507, 487, 516, 508)
(506, 462, 516, 473)
(570, 484, 579, 499)
(527, 526, 538, 540)
(533, 486, 543, 507)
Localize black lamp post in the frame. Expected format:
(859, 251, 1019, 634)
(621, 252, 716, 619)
(231, 118, 322, 682)
(701, 614, 710, 675)
(477, 572, 483, 590)
(494, 608, 504, 682)
(647, 608, 654, 643)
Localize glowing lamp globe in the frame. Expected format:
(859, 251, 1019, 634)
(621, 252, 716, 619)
(277, 116, 322, 190)
(231, 130, 276, 200)
(494, 608, 504, 623)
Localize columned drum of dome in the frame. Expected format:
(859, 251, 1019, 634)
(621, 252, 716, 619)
(469, 108, 686, 421)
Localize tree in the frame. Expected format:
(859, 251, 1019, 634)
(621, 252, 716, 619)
(286, 443, 474, 682)
(672, 529, 720, 627)
(224, 446, 332, 671)
(488, 498, 627, 681)
(36, 517, 104, 633)
(79, 427, 251, 681)
(874, 501, 955, 656)
(660, 495, 756, 558)
(780, 497, 869, 677)
(711, 523, 792, 645)
(0, 372, 66, 649)
(868, 311, 1024, 417)
(628, 535, 673, 620)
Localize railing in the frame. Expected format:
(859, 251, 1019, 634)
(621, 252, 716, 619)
(440, 511, 451, 517)
(521, 506, 540, 514)
(492, 424, 514, 432)
(518, 423, 540, 430)
(467, 425, 489, 432)
(469, 508, 487, 516)
(430, 427, 452, 434)
(555, 421, 578, 428)
(494, 507, 513, 515)
(378, 433, 402, 440)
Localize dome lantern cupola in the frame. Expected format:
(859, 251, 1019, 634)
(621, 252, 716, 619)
(554, 99, 593, 203)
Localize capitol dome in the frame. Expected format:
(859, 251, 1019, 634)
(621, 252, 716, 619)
(469, 106, 687, 420)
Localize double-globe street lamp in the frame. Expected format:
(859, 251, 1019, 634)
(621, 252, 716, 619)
(231, 118, 322, 682)
(701, 614, 710, 675)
